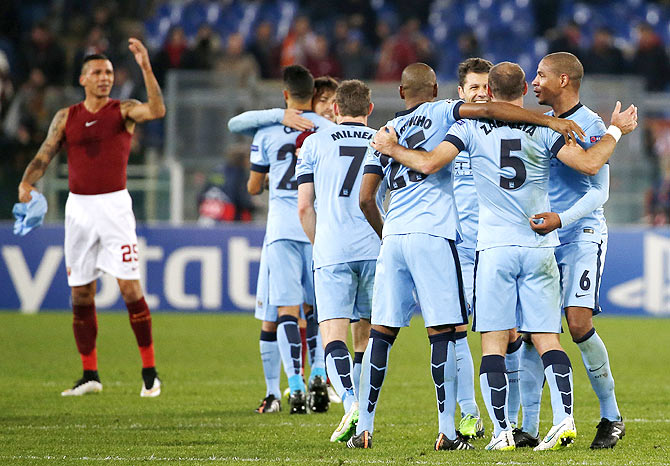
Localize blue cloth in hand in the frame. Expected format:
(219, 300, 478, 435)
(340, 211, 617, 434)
(13, 191, 48, 236)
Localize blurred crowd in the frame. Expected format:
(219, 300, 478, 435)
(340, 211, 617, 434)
(2, 0, 670, 221)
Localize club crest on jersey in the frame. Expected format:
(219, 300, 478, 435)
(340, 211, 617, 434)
(590, 136, 602, 143)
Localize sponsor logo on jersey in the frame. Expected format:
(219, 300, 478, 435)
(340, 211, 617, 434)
(85, 120, 98, 127)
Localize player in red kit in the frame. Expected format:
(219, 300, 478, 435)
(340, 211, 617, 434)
(18, 38, 166, 397)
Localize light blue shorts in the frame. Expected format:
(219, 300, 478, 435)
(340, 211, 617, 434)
(457, 245, 475, 315)
(314, 260, 375, 323)
(265, 239, 314, 308)
(473, 246, 561, 333)
(254, 240, 278, 321)
(371, 234, 468, 328)
(556, 240, 606, 315)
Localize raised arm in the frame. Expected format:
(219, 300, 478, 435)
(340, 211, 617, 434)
(228, 108, 314, 136)
(359, 172, 384, 239)
(530, 165, 609, 235)
(371, 127, 461, 175)
(18, 108, 68, 202)
(121, 38, 166, 123)
(556, 102, 637, 176)
(459, 102, 586, 143)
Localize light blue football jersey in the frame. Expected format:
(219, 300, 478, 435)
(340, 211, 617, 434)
(295, 122, 381, 268)
(446, 117, 563, 250)
(363, 99, 465, 240)
(547, 103, 608, 244)
(453, 151, 478, 249)
(250, 111, 334, 244)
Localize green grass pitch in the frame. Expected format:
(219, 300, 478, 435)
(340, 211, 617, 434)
(1, 312, 669, 465)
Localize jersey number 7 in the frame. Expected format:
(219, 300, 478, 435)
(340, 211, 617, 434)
(339, 146, 366, 197)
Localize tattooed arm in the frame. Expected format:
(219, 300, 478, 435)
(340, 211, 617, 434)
(19, 108, 68, 202)
(121, 38, 166, 123)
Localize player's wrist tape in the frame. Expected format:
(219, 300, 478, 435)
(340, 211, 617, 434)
(605, 125, 622, 142)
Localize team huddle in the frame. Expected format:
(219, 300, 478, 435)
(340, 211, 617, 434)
(17, 36, 636, 454)
(230, 53, 637, 452)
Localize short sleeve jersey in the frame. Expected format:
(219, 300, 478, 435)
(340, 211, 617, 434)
(250, 112, 334, 244)
(295, 122, 381, 268)
(446, 117, 564, 250)
(547, 103, 608, 244)
(363, 99, 464, 241)
(453, 151, 478, 249)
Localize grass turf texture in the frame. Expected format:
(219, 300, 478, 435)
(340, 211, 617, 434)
(0, 312, 668, 465)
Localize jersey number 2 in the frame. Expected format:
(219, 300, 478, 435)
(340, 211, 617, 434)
(277, 143, 298, 190)
(499, 138, 526, 190)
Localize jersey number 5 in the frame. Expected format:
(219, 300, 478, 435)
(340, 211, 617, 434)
(499, 138, 526, 190)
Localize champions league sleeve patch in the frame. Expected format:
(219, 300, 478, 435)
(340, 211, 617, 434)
(590, 136, 602, 143)
(250, 144, 259, 151)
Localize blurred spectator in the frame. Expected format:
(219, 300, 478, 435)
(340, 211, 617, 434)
(153, 26, 189, 86)
(3, 68, 51, 145)
(249, 21, 280, 79)
(547, 21, 583, 60)
(110, 66, 140, 101)
(338, 32, 374, 80)
(185, 25, 220, 70)
(457, 30, 482, 61)
(197, 146, 254, 224)
(280, 16, 316, 68)
(71, 26, 113, 86)
(215, 33, 259, 87)
(18, 22, 67, 86)
(375, 20, 418, 82)
(306, 35, 341, 78)
(583, 27, 627, 75)
(632, 23, 670, 91)
(0, 50, 14, 119)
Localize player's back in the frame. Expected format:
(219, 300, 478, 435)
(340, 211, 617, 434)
(297, 122, 380, 268)
(446, 118, 562, 249)
(251, 112, 334, 243)
(547, 103, 608, 244)
(453, 152, 478, 249)
(365, 99, 464, 241)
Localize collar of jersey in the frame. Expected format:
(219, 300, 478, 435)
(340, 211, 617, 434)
(557, 102, 583, 119)
(340, 122, 366, 126)
(395, 102, 426, 118)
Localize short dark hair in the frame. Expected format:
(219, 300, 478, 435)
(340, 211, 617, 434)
(488, 62, 526, 101)
(542, 52, 584, 87)
(283, 65, 314, 101)
(81, 54, 111, 73)
(335, 79, 371, 118)
(457, 57, 493, 88)
(314, 76, 339, 100)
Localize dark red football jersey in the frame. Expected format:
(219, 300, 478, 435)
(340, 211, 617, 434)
(64, 99, 132, 195)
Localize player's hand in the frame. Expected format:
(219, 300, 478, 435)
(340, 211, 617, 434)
(610, 101, 638, 135)
(18, 181, 37, 203)
(282, 109, 314, 132)
(529, 212, 561, 235)
(371, 126, 399, 154)
(128, 38, 151, 70)
(548, 117, 585, 144)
